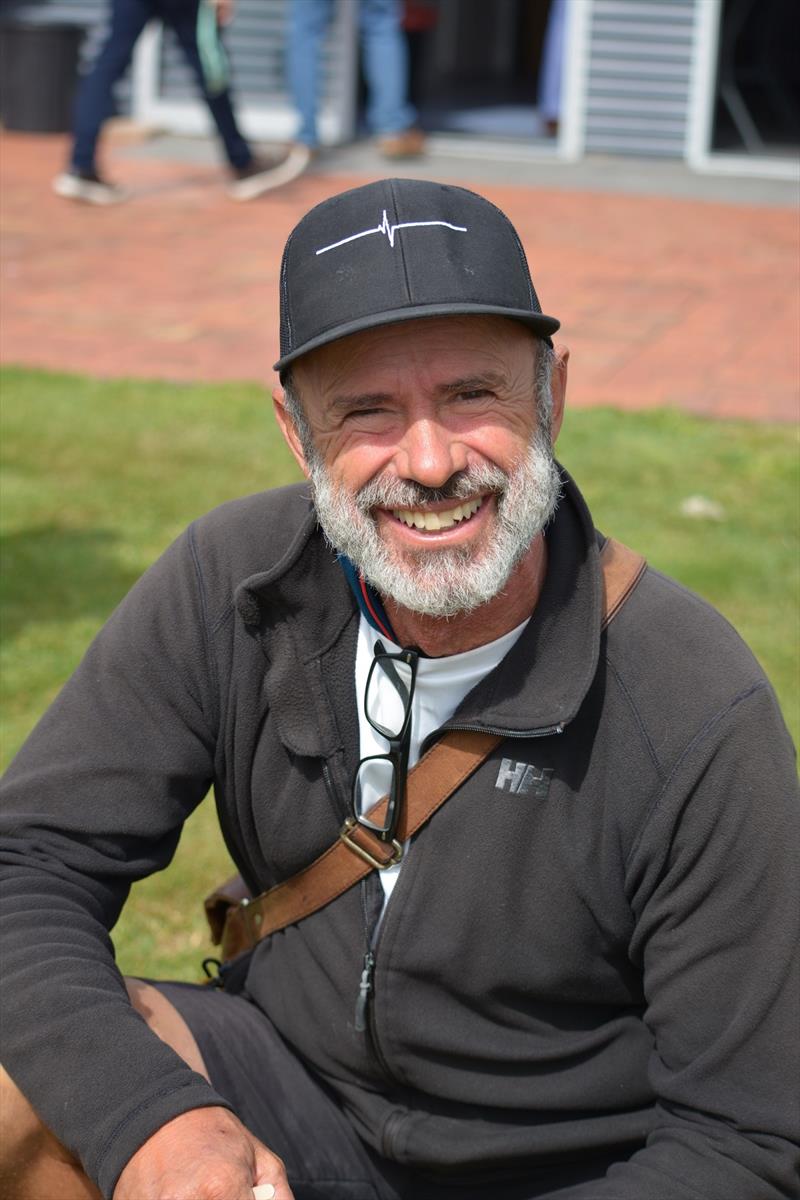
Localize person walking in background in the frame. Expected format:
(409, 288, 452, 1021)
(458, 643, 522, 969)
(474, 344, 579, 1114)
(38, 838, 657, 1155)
(54, 0, 306, 205)
(538, 0, 567, 137)
(288, 0, 425, 159)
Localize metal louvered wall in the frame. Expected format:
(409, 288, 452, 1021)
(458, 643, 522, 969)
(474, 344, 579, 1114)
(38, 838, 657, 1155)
(8, 0, 706, 161)
(157, 0, 291, 106)
(149, 0, 353, 144)
(583, 0, 698, 158)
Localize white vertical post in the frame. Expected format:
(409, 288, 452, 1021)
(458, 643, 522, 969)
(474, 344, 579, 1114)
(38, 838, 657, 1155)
(686, 0, 798, 179)
(686, 0, 720, 169)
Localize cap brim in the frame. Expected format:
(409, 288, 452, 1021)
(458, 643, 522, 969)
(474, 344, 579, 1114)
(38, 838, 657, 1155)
(273, 304, 560, 374)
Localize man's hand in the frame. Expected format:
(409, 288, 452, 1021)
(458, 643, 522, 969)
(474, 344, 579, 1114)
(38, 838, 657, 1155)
(113, 1106, 293, 1200)
(210, 0, 234, 26)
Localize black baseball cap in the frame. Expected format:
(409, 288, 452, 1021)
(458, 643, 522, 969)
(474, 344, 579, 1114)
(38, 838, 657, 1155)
(274, 178, 560, 376)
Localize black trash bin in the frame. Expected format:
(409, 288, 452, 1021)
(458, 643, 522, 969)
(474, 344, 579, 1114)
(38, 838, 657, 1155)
(0, 20, 84, 133)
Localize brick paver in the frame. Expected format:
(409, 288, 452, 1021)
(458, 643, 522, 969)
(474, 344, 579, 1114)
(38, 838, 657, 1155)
(1, 131, 798, 421)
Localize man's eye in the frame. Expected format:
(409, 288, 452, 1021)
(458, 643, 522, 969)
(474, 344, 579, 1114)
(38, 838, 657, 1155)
(346, 407, 386, 419)
(342, 407, 393, 428)
(457, 389, 491, 401)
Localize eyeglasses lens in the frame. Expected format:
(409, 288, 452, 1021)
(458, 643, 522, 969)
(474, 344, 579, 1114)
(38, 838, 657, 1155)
(353, 757, 396, 823)
(366, 658, 414, 739)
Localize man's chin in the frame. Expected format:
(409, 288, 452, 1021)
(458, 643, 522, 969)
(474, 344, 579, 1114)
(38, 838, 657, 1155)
(381, 537, 480, 580)
(310, 460, 555, 617)
(363, 542, 517, 619)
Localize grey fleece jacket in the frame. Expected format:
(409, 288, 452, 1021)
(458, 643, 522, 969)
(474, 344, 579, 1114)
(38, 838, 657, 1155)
(1, 474, 798, 1199)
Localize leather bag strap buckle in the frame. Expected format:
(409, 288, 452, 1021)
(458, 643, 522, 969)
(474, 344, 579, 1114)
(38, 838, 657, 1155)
(339, 817, 404, 870)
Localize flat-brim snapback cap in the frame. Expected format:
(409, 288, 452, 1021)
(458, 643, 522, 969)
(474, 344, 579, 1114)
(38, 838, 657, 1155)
(274, 177, 559, 374)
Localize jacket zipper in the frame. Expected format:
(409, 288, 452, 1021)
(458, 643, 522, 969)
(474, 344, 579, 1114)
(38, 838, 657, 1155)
(323, 761, 387, 1059)
(362, 922, 398, 1080)
(332, 725, 565, 1068)
(362, 721, 565, 1059)
(354, 949, 375, 1033)
(321, 760, 349, 823)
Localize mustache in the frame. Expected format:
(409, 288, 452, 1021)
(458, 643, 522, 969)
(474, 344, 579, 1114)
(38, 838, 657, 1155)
(354, 463, 509, 514)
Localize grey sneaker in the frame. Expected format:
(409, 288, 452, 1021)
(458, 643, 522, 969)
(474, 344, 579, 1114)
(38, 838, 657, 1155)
(53, 168, 127, 205)
(228, 143, 312, 201)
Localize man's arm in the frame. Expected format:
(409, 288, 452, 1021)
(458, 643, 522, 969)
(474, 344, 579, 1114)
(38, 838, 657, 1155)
(0, 526, 238, 1197)
(571, 682, 799, 1198)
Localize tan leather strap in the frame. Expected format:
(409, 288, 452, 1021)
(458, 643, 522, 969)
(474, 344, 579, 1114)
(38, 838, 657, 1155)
(599, 537, 647, 629)
(212, 536, 646, 960)
(219, 729, 500, 956)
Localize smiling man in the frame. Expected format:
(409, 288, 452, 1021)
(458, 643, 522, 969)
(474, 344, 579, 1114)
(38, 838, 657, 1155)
(277, 314, 563, 651)
(1, 179, 798, 1200)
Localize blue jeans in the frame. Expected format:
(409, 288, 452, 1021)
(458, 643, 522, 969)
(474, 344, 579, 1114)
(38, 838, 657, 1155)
(537, 0, 567, 124)
(288, 0, 416, 147)
(71, 0, 252, 172)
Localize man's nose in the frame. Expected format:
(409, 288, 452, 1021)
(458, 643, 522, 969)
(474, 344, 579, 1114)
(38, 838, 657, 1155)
(394, 417, 469, 489)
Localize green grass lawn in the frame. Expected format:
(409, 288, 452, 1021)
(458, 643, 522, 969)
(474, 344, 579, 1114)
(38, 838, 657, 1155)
(2, 366, 798, 979)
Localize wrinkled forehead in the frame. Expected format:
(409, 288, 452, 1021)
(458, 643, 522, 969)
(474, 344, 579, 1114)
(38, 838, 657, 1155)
(290, 313, 541, 391)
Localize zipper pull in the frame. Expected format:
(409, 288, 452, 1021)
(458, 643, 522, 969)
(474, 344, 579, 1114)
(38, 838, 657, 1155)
(354, 951, 375, 1033)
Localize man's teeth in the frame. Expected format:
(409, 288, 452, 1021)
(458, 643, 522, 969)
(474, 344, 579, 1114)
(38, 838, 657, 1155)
(393, 497, 483, 531)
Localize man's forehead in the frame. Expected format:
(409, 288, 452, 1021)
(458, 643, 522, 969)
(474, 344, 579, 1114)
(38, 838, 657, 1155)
(293, 314, 538, 388)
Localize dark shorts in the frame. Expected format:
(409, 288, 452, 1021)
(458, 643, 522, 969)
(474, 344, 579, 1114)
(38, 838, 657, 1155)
(150, 980, 614, 1200)
(150, 980, 399, 1200)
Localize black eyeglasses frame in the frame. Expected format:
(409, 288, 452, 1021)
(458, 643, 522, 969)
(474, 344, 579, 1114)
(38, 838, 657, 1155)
(350, 642, 420, 849)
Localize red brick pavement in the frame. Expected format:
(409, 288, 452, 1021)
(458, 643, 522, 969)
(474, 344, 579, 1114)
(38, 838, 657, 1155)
(1, 131, 798, 421)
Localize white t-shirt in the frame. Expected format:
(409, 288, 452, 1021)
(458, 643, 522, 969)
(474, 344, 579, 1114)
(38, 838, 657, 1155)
(354, 614, 529, 924)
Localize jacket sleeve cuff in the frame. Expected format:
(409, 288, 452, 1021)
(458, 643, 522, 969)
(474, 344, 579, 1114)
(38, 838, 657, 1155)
(92, 1079, 234, 1200)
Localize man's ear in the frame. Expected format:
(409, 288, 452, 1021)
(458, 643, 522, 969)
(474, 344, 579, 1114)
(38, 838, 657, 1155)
(549, 344, 569, 443)
(272, 384, 310, 477)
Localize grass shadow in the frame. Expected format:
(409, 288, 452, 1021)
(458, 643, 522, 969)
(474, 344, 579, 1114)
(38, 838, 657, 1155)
(1, 525, 144, 641)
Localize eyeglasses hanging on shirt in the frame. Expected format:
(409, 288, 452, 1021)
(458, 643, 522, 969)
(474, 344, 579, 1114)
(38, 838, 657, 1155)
(351, 640, 420, 845)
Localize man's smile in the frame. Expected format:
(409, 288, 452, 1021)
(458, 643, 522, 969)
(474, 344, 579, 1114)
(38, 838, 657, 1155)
(391, 495, 484, 531)
(373, 494, 497, 549)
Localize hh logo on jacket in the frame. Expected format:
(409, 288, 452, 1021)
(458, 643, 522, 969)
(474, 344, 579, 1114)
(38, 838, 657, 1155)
(495, 758, 553, 798)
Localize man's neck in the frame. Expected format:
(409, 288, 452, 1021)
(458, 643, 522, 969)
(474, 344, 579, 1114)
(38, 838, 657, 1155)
(383, 535, 548, 657)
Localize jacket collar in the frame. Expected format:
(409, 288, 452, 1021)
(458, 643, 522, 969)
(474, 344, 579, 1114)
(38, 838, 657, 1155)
(234, 469, 602, 750)
(235, 499, 356, 655)
(444, 470, 602, 736)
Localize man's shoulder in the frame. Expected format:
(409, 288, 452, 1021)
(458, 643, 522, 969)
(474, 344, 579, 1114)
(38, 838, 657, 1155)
(625, 564, 760, 668)
(606, 561, 778, 746)
(189, 482, 313, 565)
(182, 483, 316, 609)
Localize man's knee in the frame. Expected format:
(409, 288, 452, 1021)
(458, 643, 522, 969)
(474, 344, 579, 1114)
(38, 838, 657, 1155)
(124, 977, 210, 1081)
(0, 1064, 100, 1199)
(0, 1064, 45, 1166)
(0, 985, 208, 1200)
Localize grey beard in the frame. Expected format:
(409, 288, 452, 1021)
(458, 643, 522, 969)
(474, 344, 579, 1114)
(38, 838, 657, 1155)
(307, 433, 562, 618)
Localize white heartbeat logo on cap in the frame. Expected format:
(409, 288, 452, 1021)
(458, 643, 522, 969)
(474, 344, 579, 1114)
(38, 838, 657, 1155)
(316, 209, 468, 256)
